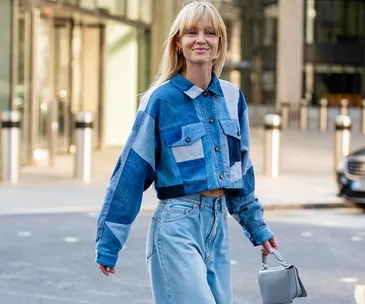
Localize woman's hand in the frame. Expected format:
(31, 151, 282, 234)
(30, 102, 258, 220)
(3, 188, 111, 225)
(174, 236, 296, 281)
(261, 236, 279, 255)
(98, 264, 116, 276)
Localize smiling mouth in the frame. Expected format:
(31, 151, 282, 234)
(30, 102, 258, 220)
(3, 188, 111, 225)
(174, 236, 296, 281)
(193, 48, 209, 51)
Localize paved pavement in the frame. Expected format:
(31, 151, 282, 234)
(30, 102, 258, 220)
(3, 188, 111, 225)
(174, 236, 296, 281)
(0, 208, 364, 304)
(0, 108, 364, 215)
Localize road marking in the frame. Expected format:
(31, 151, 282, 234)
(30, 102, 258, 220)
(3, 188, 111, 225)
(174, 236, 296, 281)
(355, 285, 365, 304)
(18, 231, 32, 237)
(341, 277, 359, 283)
(231, 260, 238, 265)
(352, 236, 363, 242)
(356, 232, 365, 237)
(63, 237, 79, 243)
(301, 231, 312, 237)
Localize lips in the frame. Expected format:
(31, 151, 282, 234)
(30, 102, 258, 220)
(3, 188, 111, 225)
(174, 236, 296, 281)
(193, 48, 209, 51)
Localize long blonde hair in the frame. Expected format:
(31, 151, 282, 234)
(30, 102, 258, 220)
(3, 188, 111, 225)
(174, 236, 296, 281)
(148, 1, 227, 92)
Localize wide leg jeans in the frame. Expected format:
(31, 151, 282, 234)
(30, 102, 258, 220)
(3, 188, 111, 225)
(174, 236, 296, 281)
(146, 194, 232, 304)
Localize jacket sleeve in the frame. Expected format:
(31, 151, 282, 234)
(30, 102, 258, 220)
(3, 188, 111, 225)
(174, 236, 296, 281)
(95, 107, 157, 267)
(225, 91, 274, 246)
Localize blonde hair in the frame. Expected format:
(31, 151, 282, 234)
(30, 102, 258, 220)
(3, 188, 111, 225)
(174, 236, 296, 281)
(148, 1, 227, 92)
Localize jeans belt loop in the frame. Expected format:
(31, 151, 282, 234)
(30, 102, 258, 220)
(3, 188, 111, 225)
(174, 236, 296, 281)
(200, 195, 204, 210)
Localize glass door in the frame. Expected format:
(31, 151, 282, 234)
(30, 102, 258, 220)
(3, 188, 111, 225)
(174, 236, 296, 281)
(20, 4, 106, 163)
(54, 18, 73, 154)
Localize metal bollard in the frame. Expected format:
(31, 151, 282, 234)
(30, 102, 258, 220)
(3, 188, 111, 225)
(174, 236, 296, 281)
(263, 114, 281, 178)
(47, 101, 59, 167)
(74, 112, 93, 183)
(280, 102, 290, 129)
(299, 98, 309, 130)
(334, 115, 351, 173)
(340, 98, 348, 115)
(361, 99, 365, 135)
(319, 98, 328, 132)
(1, 111, 21, 183)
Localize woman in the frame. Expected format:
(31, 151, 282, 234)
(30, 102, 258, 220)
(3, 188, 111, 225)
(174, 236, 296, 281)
(96, 1, 278, 303)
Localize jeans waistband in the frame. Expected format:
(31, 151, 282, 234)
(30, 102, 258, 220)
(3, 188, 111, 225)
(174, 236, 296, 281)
(160, 193, 226, 211)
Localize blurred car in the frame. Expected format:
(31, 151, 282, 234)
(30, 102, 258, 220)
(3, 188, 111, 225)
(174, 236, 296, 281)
(337, 147, 365, 206)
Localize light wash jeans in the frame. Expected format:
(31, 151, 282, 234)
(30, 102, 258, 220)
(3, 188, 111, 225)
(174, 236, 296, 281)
(146, 194, 232, 304)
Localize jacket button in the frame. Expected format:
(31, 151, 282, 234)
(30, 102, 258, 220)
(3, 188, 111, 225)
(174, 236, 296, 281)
(185, 137, 191, 143)
(219, 174, 224, 180)
(237, 130, 241, 136)
(209, 118, 214, 124)
(202, 91, 208, 97)
(214, 146, 219, 152)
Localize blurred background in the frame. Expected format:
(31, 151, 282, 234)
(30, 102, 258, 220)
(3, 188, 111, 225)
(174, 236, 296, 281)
(0, 0, 364, 159)
(0, 1, 364, 303)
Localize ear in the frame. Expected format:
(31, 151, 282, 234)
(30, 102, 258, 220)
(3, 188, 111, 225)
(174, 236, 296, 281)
(176, 38, 182, 49)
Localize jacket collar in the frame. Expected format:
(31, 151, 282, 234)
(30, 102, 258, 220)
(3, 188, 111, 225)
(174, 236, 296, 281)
(170, 72, 224, 99)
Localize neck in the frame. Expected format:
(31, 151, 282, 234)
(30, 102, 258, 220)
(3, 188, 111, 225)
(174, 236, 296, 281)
(182, 64, 212, 90)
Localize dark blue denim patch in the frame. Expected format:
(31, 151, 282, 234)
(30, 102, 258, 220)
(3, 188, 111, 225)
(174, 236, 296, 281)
(107, 149, 154, 225)
(227, 137, 242, 165)
(177, 157, 207, 182)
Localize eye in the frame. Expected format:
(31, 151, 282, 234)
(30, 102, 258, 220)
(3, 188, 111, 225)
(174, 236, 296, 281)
(207, 31, 216, 36)
(186, 30, 197, 35)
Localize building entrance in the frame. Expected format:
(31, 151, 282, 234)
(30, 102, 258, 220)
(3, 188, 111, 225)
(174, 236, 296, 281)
(18, 4, 105, 164)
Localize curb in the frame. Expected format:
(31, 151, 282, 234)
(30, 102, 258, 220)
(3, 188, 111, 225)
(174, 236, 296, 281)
(0, 202, 351, 217)
(263, 202, 348, 211)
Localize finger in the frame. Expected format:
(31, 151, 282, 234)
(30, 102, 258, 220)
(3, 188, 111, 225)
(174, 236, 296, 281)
(262, 241, 273, 253)
(261, 248, 270, 255)
(105, 266, 116, 274)
(99, 265, 109, 276)
(270, 237, 279, 249)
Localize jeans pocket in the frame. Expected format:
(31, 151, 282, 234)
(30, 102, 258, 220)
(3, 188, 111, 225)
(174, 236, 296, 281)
(163, 201, 198, 223)
(146, 217, 157, 259)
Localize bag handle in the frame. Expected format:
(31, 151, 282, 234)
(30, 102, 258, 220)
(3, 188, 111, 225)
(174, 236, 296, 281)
(262, 249, 290, 269)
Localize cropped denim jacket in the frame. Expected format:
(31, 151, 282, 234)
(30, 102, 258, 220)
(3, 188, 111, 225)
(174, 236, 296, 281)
(96, 73, 274, 267)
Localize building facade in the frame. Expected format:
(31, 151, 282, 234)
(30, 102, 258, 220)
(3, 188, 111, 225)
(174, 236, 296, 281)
(0, 0, 153, 165)
(2, 0, 363, 169)
(234, 0, 365, 108)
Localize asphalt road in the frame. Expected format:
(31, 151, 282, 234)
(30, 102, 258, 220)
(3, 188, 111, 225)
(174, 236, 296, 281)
(0, 207, 364, 304)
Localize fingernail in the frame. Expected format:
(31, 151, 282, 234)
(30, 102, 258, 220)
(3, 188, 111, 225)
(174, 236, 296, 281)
(106, 267, 110, 271)
(269, 248, 273, 253)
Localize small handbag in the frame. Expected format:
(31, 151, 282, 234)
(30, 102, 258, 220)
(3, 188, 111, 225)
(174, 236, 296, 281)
(257, 249, 307, 304)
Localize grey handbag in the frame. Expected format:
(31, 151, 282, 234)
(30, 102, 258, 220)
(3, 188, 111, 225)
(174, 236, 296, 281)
(257, 249, 307, 304)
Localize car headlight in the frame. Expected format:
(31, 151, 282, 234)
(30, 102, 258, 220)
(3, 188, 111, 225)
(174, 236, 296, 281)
(336, 158, 346, 173)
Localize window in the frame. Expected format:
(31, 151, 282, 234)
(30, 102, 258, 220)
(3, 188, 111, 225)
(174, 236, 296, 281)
(305, 0, 365, 44)
(263, 4, 278, 47)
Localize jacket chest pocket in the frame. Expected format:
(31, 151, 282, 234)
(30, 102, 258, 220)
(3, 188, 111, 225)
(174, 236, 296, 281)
(220, 120, 242, 165)
(162, 122, 207, 181)
(162, 122, 206, 163)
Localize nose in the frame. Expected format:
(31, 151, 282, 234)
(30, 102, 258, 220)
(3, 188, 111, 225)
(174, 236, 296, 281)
(196, 31, 206, 44)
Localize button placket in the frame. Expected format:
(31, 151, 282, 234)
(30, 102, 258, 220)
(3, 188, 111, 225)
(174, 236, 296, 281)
(210, 98, 225, 183)
(197, 98, 220, 176)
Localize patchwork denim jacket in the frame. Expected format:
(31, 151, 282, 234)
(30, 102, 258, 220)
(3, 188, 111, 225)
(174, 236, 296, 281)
(96, 73, 274, 267)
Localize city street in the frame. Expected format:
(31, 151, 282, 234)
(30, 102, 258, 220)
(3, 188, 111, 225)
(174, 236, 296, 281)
(0, 207, 364, 304)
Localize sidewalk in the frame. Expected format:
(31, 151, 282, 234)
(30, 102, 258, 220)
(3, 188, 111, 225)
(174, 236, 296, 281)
(0, 124, 364, 215)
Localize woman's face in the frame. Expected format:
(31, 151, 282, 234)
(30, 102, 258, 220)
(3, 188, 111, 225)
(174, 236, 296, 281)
(177, 17, 220, 69)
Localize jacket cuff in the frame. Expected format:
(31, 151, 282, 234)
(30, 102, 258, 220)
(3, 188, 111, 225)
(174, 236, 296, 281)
(95, 250, 118, 267)
(249, 224, 275, 246)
